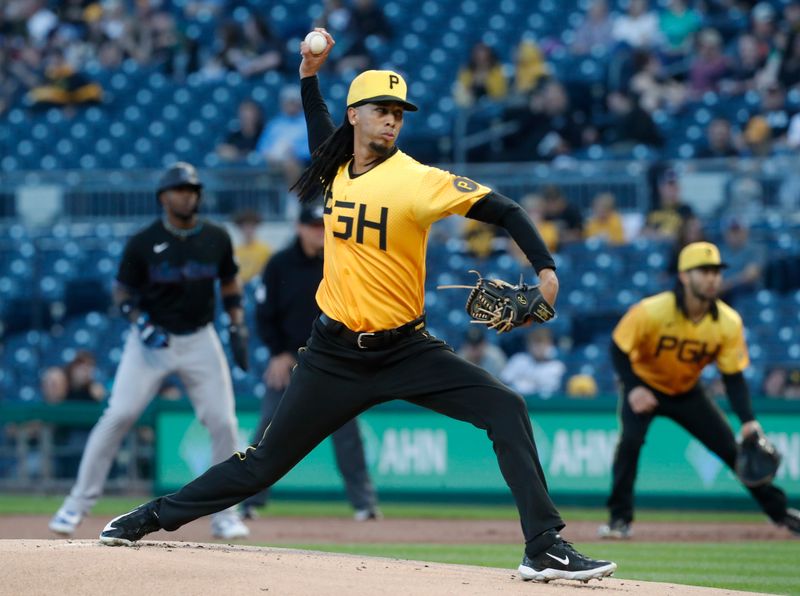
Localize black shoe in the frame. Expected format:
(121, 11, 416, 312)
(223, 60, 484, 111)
(782, 508, 800, 536)
(99, 501, 161, 546)
(518, 532, 617, 583)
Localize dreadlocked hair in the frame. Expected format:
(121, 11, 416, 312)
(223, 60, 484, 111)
(291, 115, 354, 203)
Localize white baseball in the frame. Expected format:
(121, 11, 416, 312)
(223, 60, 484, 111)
(305, 31, 327, 55)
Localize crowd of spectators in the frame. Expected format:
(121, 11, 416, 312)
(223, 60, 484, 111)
(453, 0, 800, 161)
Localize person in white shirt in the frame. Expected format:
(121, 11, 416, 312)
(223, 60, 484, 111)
(612, 0, 660, 49)
(501, 327, 566, 398)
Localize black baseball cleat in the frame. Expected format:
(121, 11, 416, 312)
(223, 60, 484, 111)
(782, 508, 800, 536)
(518, 533, 617, 583)
(99, 500, 161, 546)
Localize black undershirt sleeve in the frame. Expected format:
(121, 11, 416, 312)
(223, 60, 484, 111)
(300, 75, 336, 154)
(610, 340, 646, 393)
(722, 372, 756, 424)
(465, 191, 555, 274)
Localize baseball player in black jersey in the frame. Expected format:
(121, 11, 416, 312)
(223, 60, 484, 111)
(50, 162, 250, 540)
(241, 203, 380, 520)
(98, 31, 616, 584)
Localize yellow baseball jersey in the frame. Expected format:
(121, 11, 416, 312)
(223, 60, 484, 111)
(612, 291, 749, 395)
(316, 150, 491, 331)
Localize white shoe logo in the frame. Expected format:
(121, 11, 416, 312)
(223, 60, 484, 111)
(153, 242, 169, 254)
(546, 553, 569, 565)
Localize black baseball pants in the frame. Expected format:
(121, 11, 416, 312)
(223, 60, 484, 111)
(607, 383, 788, 524)
(155, 316, 564, 546)
(242, 384, 378, 513)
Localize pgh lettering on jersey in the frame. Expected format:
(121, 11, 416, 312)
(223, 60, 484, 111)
(316, 150, 491, 332)
(612, 291, 749, 395)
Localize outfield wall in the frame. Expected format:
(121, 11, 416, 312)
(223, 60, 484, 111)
(153, 399, 800, 506)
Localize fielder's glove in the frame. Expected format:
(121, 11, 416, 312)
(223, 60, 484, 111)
(136, 313, 169, 348)
(228, 323, 249, 371)
(736, 430, 781, 487)
(439, 270, 556, 334)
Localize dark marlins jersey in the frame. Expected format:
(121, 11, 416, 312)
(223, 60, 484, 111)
(117, 219, 238, 333)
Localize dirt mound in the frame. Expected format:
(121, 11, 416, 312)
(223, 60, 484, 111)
(0, 540, 758, 596)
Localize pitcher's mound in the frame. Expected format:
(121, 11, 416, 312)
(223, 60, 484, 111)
(0, 540, 754, 596)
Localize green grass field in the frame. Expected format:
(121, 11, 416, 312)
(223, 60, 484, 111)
(2, 495, 797, 595)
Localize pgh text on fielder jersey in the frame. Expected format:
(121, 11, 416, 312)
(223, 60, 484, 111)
(316, 149, 491, 332)
(612, 291, 749, 395)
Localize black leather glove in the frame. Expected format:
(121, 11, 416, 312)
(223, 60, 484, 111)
(228, 323, 249, 371)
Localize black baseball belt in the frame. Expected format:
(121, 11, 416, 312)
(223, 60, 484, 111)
(319, 313, 426, 350)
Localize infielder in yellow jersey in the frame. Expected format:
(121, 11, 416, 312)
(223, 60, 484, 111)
(600, 241, 799, 539)
(96, 30, 617, 584)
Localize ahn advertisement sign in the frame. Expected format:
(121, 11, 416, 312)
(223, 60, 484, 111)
(156, 409, 800, 500)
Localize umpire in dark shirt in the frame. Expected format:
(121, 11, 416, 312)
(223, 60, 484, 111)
(242, 203, 380, 520)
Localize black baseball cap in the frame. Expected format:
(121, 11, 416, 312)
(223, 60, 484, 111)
(299, 203, 324, 225)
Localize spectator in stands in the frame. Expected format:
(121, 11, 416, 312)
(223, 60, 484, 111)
(453, 42, 508, 107)
(233, 210, 272, 283)
(326, 0, 393, 74)
(721, 34, 769, 96)
(571, 0, 614, 56)
(658, 0, 702, 60)
(601, 90, 664, 150)
(644, 168, 694, 241)
(41, 366, 69, 403)
(743, 115, 774, 156)
(512, 39, 550, 97)
(585, 192, 626, 245)
(778, 32, 800, 89)
(63, 350, 106, 402)
(542, 185, 583, 244)
(212, 15, 283, 79)
(217, 99, 265, 162)
(688, 28, 729, 98)
(500, 327, 566, 398)
(719, 216, 765, 302)
(629, 50, 687, 113)
(763, 366, 800, 400)
(256, 85, 310, 196)
(458, 327, 508, 379)
(501, 80, 591, 160)
(697, 117, 741, 158)
(752, 2, 778, 59)
(28, 47, 103, 110)
(753, 83, 793, 148)
(611, 0, 659, 49)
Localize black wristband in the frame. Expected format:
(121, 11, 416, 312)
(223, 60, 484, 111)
(222, 293, 243, 310)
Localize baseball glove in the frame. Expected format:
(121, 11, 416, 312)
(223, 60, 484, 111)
(736, 431, 781, 487)
(439, 270, 556, 333)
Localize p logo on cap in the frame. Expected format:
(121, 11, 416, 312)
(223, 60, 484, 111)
(346, 70, 418, 112)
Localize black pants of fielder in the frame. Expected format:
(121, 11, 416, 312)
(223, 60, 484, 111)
(607, 383, 788, 524)
(242, 384, 378, 513)
(155, 317, 565, 546)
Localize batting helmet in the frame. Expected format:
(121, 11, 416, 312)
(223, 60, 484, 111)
(156, 162, 203, 200)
